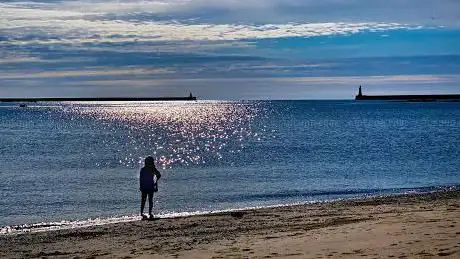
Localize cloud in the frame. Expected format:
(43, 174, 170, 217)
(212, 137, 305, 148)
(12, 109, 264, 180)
(0, 67, 174, 79)
(0, 52, 94, 64)
(17, 0, 460, 25)
(1, 1, 436, 48)
(5, 0, 454, 57)
(1, 17, 412, 46)
(283, 74, 460, 84)
(65, 74, 460, 86)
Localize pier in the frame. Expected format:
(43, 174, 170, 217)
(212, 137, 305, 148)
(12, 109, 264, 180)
(355, 86, 460, 101)
(0, 94, 197, 102)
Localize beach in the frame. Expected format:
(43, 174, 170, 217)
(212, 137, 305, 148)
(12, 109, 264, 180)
(1, 190, 458, 258)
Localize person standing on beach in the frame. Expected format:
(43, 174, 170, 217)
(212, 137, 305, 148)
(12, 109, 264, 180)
(139, 156, 161, 220)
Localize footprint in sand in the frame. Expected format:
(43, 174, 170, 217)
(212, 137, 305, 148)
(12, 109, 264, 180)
(438, 250, 456, 256)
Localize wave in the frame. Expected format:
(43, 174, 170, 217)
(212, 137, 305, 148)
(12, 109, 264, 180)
(1, 184, 458, 235)
(235, 185, 460, 201)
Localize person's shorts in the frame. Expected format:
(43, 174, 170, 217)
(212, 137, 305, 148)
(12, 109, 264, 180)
(141, 189, 154, 195)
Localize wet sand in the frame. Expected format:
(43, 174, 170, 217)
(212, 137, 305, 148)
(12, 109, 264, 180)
(1, 190, 459, 258)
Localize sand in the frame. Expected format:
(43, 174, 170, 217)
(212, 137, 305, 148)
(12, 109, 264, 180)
(1, 190, 459, 258)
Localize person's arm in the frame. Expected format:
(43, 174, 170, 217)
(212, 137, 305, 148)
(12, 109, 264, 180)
(139, 169, 143, 191)
(154, 167, 161, 181)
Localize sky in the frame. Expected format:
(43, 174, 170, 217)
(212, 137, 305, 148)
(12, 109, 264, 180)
(1, 0, 460, 99)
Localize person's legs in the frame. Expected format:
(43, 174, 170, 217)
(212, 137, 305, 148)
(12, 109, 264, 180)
(148, 192, 154, 216)
(140, 191, 147, 215)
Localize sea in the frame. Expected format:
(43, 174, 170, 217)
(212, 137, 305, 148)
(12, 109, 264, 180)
(1, 100, 459, 233)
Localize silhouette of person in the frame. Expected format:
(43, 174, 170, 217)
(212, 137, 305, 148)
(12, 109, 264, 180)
(139, 156, 161, 220)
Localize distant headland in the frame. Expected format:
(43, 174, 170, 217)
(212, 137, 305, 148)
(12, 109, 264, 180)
(355, 86, 460, 101)
(0, 93, 197, 102)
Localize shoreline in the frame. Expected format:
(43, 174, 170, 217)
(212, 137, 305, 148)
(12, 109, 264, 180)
(1, 189, 459, 258)
(2, 186, 457, 235)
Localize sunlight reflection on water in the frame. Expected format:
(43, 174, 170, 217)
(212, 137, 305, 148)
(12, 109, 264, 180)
(61, 101, 269, 169)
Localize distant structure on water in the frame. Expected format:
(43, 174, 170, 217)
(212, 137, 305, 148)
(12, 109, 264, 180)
(355, 86, 460, 101)
(0, 93, 197, 103)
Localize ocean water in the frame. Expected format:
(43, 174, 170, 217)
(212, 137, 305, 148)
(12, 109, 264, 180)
(1, 100, 459, 231)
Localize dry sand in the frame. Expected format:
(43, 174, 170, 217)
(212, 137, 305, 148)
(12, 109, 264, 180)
(1, 190, 459, 258)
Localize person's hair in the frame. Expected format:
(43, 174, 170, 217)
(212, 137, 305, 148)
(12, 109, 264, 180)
(144, 156, 155, 166)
